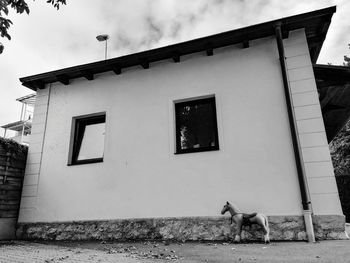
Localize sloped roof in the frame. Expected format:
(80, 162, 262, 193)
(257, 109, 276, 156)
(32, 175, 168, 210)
(20, 6, 336, 91)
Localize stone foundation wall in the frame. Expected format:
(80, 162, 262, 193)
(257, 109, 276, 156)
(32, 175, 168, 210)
(313, 215, 348, 240)
(16, 215, 348, 241)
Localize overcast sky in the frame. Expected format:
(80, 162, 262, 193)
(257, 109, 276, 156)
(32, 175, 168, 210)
(0, 0, 349, 135)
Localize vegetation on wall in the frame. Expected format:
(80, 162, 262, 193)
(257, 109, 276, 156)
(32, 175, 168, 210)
(0, 137, 27, 223)
(330, 120, 350, 175)
(0, 137, 27, 156)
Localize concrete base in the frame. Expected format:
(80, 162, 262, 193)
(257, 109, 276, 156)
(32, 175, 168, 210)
(16, 215, 348, 241)
(0, 218, 17, 240)
(303, 210, 315, 242)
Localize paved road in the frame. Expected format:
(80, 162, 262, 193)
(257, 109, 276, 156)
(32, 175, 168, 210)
(1, 240, 350, 263)
(0, 241, 150, 263)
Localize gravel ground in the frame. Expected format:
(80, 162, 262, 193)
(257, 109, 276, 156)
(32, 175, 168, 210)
(1, 239, 349, 263)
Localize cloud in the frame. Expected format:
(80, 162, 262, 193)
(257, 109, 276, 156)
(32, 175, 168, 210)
(318, 0, 350, 64)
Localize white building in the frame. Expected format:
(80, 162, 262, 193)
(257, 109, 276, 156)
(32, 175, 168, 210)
(16, 6, 348, 241)
(1, 93, 36, 145)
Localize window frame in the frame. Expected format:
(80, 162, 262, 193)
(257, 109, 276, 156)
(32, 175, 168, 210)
(68, 112, 106, 166)
(175, 96, 219, 154)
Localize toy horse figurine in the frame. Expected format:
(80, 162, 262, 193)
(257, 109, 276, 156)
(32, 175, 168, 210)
(221, 201, 270, 243)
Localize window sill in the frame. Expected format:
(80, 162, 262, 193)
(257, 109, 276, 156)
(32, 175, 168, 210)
(175, 147, 219, 155)
(68, 158, 103, 166)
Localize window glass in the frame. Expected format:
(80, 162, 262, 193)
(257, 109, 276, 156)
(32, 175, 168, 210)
(175, 97, 219, 153)
(77, 123, 105, 161)
(69, 113, 106, 165)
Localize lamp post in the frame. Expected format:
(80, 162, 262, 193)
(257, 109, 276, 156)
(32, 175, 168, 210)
(96, 34, 109, 60)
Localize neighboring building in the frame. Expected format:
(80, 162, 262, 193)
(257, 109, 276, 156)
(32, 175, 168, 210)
(1, 93, 36, 145)
(16, 7, 349, 241)
(313, 64, 350, 142)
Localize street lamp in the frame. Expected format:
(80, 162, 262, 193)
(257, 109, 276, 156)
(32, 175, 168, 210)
(96, 34, 109, 60)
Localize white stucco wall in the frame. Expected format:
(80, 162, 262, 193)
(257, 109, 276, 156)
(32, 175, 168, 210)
(19, 30, 335, 223)
(284, 29, 343, 215)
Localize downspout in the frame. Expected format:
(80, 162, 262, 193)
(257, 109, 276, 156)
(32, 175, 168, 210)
(274, 23, 315, 243)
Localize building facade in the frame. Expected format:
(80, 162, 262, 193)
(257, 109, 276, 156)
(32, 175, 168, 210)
(16, 7, 348, 241)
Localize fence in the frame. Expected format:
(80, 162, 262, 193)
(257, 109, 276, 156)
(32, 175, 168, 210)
(0, 138, 27, 239)
(335, 174, 350, 223)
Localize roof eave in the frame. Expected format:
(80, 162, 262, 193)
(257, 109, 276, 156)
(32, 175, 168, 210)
(20, 6, 336, 91)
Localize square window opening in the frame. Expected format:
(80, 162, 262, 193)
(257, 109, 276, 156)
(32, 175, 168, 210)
(175, 97, 219, 154)
(68, 113, 106, 165)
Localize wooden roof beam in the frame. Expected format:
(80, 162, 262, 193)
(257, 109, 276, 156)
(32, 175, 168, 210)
(81, 70, 94, 81)
(308, 35, 326, 47)
(173, 53, 180, 63)
(205, 42, 214, 56)
(141, 60, 149, 69)
(310, 17, 332, 63)
(242, 41, 249, 48)
(21, 79, 44, 90)
(31, 80, 45, 90)
(320, 16, 332, 35)
(112, 67, 122, 75)
(57, 75, 70, 85)
(282, 29, 289, 39)
(206, 48, 213, 56)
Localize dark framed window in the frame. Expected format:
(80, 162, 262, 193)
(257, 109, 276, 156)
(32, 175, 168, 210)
(68, 112, 106, 165)
(175, 97, 219, 154)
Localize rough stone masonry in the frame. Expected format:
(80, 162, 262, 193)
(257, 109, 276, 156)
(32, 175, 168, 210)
(16, 215, 348, 241)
